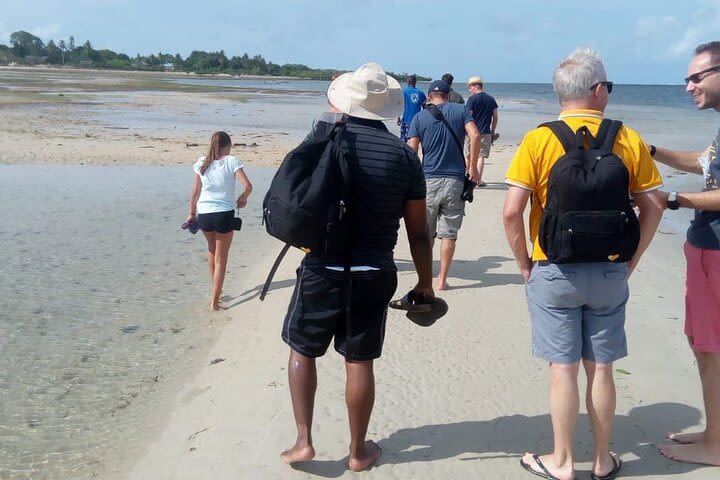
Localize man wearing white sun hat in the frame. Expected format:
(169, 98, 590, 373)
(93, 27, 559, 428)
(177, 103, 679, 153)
(280, 62, 434, 472)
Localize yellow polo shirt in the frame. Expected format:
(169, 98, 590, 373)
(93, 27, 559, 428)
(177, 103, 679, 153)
(505, 109, 663, 261)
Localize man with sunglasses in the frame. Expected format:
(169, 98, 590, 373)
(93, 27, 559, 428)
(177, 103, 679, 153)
(651, 41, 720, 467)
(503, 47, 664, 480)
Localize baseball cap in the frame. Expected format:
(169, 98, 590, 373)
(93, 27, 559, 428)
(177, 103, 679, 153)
(428, 80, 450, 94)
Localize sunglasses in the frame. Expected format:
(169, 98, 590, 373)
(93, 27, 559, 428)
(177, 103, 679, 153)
(589, 81, 613, 94)
(684, 65, 720, 85)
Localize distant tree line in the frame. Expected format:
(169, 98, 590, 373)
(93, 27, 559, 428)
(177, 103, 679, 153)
(0, 30, 430, 81)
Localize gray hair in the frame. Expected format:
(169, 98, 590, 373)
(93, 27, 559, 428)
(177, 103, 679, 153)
(553, 47, 607, 105)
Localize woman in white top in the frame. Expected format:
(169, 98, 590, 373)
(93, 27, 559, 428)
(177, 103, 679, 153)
(187, 131, 253, 311)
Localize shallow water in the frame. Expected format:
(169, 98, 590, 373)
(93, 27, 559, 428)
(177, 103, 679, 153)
(0, 165, 273, 479)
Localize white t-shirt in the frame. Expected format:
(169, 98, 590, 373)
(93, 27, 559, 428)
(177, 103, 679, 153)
(193, 155, 244, 214)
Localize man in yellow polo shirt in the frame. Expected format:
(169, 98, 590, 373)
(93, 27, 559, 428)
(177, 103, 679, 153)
(503, 47, 664, 480)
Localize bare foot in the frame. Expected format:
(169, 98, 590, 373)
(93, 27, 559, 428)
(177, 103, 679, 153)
(280, 443, 315, 464)
(436, 280, 448, 291)
(667, 431, 704, 444)
(658, 442, 720, 466)
(520, 453, 575, 480)
(348, 440, 382, 472)
(210, 300, 221, 311)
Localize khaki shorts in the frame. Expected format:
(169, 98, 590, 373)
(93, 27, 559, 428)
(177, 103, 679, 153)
(425, 177, 465, 240)
(464, 134, 492, 159)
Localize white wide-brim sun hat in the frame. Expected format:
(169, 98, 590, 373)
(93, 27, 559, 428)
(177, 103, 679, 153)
(327, 63, 403, 121)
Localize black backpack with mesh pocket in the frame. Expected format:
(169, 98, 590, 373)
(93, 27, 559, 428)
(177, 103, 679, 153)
(538, 119, 640, 264)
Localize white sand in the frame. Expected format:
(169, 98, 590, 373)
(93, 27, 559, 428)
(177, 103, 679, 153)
(123, 152, 717, 479)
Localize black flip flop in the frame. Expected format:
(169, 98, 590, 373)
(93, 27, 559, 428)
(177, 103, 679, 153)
(590, 454, 622, 480)
(520, 454, 561, 480)
(389, 291, 432, 312)
(389, 290, 448, 327)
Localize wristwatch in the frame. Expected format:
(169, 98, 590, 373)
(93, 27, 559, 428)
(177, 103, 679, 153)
(667, 191, 680, 210)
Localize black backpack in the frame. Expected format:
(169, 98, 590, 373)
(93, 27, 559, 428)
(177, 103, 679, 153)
(263, 121, 351, 255)
(260, 121, 351, 300)
(538, 119, 640, 264)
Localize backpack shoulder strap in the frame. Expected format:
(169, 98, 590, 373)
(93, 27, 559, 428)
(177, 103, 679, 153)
(425, 103, 444, 120)
(591, 119, 612, 148)
(539, 121, 577, 153)
(597, 119, 623, 151)
(330, 122, 351, 187)
(426, 103, 464, 157)
(259, 243, 291, 301)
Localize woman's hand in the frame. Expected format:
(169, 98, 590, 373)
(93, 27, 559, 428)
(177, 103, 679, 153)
(186, 213, 196, 223)
(236, 195, 247, 209)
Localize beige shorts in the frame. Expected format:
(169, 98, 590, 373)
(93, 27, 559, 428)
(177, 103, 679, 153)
(425, 177, 465, 239)
(464, 134, 492, 159)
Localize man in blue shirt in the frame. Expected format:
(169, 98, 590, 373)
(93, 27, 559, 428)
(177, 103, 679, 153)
(465, 75, 499, 187)
(408, 80, 480, 290)
(397, 74, 426, 142)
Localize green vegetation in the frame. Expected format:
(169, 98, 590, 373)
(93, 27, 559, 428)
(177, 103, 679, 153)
(0, 30, 430, 81)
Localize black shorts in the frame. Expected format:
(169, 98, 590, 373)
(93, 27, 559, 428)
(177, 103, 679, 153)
(281, 266, 398, 361)
(197, 210, 234, 233)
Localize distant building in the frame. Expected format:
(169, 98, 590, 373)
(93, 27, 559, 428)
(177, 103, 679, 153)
(163, 63, 174, 71)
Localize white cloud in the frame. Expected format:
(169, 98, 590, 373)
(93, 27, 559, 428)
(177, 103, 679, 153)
(634, 15, 676, 38)
(635, 2, 720, 60)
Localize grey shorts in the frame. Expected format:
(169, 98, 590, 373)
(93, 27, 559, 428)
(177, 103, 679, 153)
(426, 177, 465, 240)
(464, 134, 492, 159)
(525, 261, 629, 364)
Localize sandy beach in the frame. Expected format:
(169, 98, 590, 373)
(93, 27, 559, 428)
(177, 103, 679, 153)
(2, 67, 717, 479)
(120, 154, 716, 479)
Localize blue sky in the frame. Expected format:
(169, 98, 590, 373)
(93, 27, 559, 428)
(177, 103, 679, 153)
(1, 0, 718, 85)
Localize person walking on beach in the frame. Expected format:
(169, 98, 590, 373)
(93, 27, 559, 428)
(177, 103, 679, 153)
(503, 47, 664, 480)
(407, 79, 480, 290)
(441, 73, 464, 104)
(397, 74, 426, 142)
(651, 41, 720, 467)
(187, 131, 252, 311)
(279, 62, 434, 472)
(465, 75, 499, 188)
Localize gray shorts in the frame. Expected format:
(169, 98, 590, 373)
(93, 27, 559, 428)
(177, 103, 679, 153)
(525, 261, 629, 364)
(464, 134, 492, 159)
(426, 177, 465, 240)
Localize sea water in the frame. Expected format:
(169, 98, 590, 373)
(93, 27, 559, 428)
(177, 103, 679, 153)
(0, 165, 273, 479)
(174, 77, 718, 150)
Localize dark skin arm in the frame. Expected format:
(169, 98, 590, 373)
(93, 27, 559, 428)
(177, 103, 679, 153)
(403, 198, 434, 298)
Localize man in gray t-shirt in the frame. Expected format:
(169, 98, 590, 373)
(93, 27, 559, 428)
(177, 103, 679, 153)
(441, 73, 465, 104)
(407, 79, 479, 291)
(652, 40, 720, 467)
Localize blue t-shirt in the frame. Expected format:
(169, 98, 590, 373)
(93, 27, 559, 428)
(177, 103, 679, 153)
(687, 127, 720, 250)
(466, 92, 498, 134)
(407, 102, 473, 181)
(401, 86, 426, 124)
